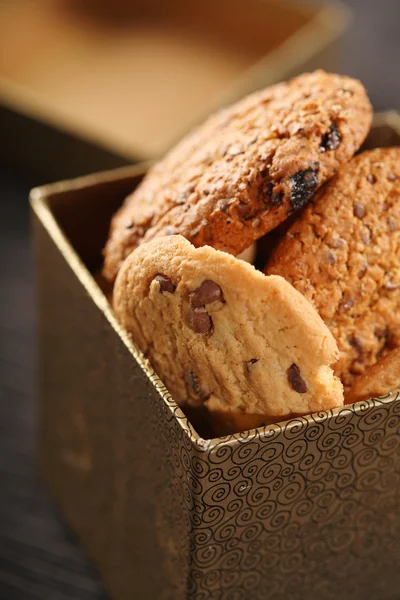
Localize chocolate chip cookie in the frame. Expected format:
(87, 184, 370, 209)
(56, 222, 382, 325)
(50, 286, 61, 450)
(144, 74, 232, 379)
(103, 70, 372, 282)
(113, 235, 343, 436)
(345, 347, 400, 404)
(266, 148, 400, 389)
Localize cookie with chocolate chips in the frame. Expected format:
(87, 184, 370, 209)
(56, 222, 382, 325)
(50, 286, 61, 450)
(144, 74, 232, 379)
(266, 148, 400, 390)
(103, 70, 372, 282)
(113, 235, 343, 436)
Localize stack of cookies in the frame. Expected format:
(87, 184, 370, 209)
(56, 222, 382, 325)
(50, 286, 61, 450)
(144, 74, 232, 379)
(102, 70, 400, 437)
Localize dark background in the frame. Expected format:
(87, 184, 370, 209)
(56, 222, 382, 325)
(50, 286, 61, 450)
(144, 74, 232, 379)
(0, 1, 399, 598)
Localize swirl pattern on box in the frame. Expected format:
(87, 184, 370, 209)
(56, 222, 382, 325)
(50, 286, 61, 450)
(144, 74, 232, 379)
(144, 363, 400, 600)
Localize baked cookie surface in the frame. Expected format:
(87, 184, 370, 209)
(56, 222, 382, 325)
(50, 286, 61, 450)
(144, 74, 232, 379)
(346, 347, 400, 404)
(266, 148, 400, 389)
(113, 235, 343, 436)
(103, 70, 372, 282)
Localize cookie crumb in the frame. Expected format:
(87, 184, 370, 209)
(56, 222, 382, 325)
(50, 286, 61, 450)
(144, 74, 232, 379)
(385, 281, 399, 291)
(387, 172, 398, 182)
(228, 144, 244, 156)
(163, 226, 177, 236)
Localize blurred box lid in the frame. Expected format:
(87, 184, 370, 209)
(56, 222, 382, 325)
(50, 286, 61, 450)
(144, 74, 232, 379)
(0, 0, 350, 179)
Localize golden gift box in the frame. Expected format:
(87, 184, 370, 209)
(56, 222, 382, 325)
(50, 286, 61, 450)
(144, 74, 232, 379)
(31, 114, 400, 600)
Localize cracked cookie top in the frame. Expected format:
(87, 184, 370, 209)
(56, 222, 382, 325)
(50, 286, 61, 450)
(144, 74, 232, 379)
(103, 70, 372, 282)
(266, 148, 400, 389)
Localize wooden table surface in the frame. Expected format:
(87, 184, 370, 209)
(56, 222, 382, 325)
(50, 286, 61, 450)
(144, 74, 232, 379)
(0, 1, 398, 598)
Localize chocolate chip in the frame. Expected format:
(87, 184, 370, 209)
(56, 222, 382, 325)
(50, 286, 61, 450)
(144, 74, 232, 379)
(190, 280, 224, 308)
(339, 296, 354, 313)
(190, 309, 213, 334)
(177, 187, 194, 204)
(289, 166, 319, 211)
(329, 237, 345, 249)
(237, 202, 251, 219)
(349, 335, 364, 353)
(203, 189, 210, 196)
(219, 199, 231, 213)
(259, 180, 274, 202)
(353, 203, 366, 219)
(287, 364, 308, 393)
(387, 172, 399, 182)
(246, 358, 259, 372)
(185, 371, 209, 401)
(367, 174, 377, 184)
(385, 281, 399, 291)
(125, 221, 133, 229)
(388, 217, 397, 232)
(374, 326, 386, 339)
(387, 329, 400, 348)
(326, 251, 336, 265)
(271, 190, 283, 206)
(358, 262, 368, 277)
(361, 232, 371, 245)
(154, 274, 176, 294)
(349, 362, 364, 376)
(320, 123, 341, 152)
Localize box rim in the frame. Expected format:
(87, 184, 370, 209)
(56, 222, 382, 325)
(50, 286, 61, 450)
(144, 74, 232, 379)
(30, 165, 207, 451)
(31, 113, 400, 451)
(2, 0, 350, 161)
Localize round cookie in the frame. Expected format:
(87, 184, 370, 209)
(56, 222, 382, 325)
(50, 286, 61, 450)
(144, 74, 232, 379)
(113, 235, 343, 436)
(103, 70, 372, 282)
(345, 347, 400, 405)
(266, 147, 400, 389)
